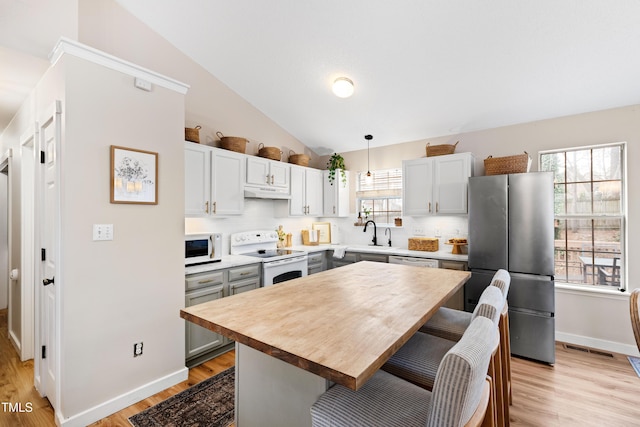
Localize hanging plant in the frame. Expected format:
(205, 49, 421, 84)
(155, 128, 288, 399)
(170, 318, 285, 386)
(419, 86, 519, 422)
(327, 153, 347, 186)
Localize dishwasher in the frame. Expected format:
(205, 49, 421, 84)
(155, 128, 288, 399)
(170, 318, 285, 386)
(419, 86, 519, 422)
(388, 255, 439, 268)
(388, 256, 464, 309)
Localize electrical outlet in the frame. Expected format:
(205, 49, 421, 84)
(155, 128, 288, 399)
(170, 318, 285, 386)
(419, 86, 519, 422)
(133, 342, 143, 357)
(413, 227, 425, 236)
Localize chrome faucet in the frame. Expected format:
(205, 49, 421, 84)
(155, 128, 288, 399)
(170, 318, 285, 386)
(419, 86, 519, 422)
(385, 227, 392, 247)
(363, 220, 379, 246)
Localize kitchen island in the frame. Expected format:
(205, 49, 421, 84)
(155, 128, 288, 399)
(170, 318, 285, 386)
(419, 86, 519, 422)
(181, 261, 470, 426)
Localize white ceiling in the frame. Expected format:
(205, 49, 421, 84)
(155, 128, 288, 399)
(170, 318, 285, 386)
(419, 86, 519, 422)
(2, 1, 640, 154)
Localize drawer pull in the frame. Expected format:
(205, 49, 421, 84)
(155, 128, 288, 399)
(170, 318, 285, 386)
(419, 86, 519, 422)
(198, 279, 216, 284)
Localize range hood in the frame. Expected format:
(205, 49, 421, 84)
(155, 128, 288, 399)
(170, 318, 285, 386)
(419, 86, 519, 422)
(244, 186, 291, 200)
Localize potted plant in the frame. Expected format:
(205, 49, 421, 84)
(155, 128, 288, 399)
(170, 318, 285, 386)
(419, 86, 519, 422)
(327, 153, 347, 186)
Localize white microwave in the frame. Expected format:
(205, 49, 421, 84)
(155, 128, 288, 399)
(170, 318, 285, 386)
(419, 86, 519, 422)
(185, 233, 222, 266)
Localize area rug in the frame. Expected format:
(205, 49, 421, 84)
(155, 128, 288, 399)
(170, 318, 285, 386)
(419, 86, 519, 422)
(629, 356, 640, 378)
(129, 367, 234, 427)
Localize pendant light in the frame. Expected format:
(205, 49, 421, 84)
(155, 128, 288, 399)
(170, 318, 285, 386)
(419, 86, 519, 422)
(365, 134, 373, 185)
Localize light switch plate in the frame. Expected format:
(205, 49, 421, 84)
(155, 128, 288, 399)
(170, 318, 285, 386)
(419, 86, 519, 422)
(93, 224, 113, 241)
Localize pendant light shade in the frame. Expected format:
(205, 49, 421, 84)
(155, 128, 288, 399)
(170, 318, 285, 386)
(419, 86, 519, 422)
(332, 77, 354, 98)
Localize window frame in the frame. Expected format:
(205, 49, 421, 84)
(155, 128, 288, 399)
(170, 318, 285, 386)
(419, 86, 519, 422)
(539, 142, 627, 291)
(356, 168, 403, 227)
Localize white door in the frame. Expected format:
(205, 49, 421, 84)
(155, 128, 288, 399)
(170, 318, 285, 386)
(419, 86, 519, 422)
(403, 158, 433, 216)
(246, 157, 270, 186)
(289, 166, 306, 216)
(212, 149, 244, 215)
(305, 169, 323, 216)
(184, 142, 212, 216)
(37, 102, 60, 406)
(269, 161, 289, 189)
(434, 154, 470, 214)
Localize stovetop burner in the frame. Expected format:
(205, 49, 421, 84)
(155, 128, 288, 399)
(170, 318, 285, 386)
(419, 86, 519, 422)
(246, 249, 305, 259)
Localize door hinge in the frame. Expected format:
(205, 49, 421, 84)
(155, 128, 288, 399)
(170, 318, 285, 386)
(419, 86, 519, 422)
(41, 248, 46, 261)
(40, 151, 45, 164)
(42, 345, 46, 359)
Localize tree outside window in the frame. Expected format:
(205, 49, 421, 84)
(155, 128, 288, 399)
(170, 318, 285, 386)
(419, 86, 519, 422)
(540, 143, 625, 289)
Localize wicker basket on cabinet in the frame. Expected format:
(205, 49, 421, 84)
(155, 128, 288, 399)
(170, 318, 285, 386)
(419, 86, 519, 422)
(426, 141, 458, 157)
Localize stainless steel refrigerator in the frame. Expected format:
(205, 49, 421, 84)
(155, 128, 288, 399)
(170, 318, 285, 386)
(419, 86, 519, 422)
(467, 172, 555, 364)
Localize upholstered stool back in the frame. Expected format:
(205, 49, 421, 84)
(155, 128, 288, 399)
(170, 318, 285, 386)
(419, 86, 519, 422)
(426, 316, 497, 427)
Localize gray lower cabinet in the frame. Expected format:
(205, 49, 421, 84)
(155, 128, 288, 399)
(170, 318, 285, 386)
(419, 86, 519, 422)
(331, 251, 388, 268)
(185, 263, 261, 367)
(308, 251, 327, 275)
(185, 283, 226, 361)
(439, 259, 468, 310)
(331, 252, 358, 268)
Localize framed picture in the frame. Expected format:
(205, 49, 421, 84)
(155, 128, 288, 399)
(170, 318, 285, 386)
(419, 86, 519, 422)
(110, 145, 158, 204)
(312, 222, 331, 244)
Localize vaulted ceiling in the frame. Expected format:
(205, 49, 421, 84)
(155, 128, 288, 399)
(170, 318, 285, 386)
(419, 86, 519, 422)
(2, 0, 640, 154)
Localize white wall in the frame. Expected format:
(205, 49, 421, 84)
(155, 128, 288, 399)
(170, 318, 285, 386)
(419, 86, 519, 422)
(0, 44, 188, 423)
(320, 105, 640, 356)
(55, 54, 187, 421)
(77, 0, 320, 167)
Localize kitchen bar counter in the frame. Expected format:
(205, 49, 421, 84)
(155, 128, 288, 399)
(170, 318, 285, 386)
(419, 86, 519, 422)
(300, 243, 469, 262)
(186, 243, 467, 275)
(184, 254, 260, 275)
(181, 262, 470, 426)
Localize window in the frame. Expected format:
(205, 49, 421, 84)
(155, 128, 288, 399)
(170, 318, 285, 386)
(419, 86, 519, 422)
(356, 169, 402, 224)
(540, 143, 625, 289)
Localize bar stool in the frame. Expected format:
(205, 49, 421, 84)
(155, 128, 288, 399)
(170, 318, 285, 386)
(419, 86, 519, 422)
(420, 269, 512, 424)
(381, 285, 505, 426)
(311, 316, 497, 427)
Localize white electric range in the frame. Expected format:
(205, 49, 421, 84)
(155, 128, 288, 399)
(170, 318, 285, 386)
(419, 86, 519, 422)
(230, 230, 308, 286)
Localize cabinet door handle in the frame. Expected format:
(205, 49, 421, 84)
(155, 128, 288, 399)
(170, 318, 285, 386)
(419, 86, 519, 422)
(333, 206, 336, 214)
(205, 201, 209, 214)
(436, 202, 439, 213)
(428, 202, 432, 213)
(266, 174, 270, 184)
(213, 201, 217, 214)
(271, 174, 274, 185)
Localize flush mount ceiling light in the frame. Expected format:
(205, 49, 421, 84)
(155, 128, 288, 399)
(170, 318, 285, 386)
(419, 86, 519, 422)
(332, 77, 354, 98)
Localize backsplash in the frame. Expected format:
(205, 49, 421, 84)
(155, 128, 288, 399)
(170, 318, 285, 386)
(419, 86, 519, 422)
(186, 199, 468, 254)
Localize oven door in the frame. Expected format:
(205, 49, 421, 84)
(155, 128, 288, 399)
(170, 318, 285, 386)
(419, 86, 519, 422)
(262, 255, 308, 286)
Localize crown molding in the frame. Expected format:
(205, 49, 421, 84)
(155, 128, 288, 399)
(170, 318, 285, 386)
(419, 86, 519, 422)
(49, 37, 189, 95)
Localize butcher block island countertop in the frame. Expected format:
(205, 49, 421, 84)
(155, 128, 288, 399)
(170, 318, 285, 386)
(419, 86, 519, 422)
(181, 261, 471, 391)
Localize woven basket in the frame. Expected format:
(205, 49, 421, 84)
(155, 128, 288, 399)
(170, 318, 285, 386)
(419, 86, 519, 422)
(185, 126, 201, 143)
(426, 141, 458, 157)
(484, 152, 531, 175)
(257, 143, 282, 161)
(288, 150, 310, 166)
(216, 131, 248, 154)
(408, 237, 439, 252)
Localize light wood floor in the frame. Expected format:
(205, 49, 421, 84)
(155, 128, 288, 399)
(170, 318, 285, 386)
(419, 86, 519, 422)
(2, 308, 640, 426)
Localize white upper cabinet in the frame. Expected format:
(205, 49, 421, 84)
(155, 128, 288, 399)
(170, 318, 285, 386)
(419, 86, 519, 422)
(246, 156, 289, 189)
(323, 169, 350, 217)
(185, 142, 212, 216)
(288, 165, 323, 216)
(212, 148, 245, 215)
(184, 142, 245, 216)
(402, 152, 474, 216)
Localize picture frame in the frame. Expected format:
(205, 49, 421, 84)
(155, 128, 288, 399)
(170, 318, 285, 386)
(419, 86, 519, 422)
(312, 222, 331, 244)
(110, 145, 158, 204)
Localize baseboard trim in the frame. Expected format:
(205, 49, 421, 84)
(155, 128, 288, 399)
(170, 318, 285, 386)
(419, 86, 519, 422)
(58, 367, 188, 427)
(556, 332, 640, 357)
